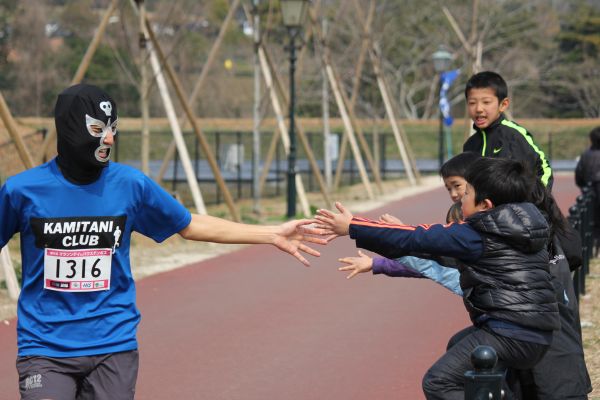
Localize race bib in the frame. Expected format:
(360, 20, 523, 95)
(44, 248, 112, 292)
(30, 215, 126, 292)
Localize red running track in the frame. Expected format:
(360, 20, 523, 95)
(0, 174, 579, 399)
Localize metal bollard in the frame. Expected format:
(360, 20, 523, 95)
(569, 204, 584, 299)
(583, 185, 595, 264)
(464, 345, 504, 400)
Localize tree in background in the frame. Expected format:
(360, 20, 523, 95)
(6, 0, 56, 116)
(0, 0, 598, 120)
(0, 0, 17, 93)
(545, 0, 600, 118)
(323, 0, 566, 121)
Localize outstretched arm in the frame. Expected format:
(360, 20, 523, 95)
(315, 202, 353, 239)
(378, 213, 403, 224)
(179, 214, 328, 266)
(349, 219, 483, 262)
(338, 250, 464, 296)
(338, 250, 374, 279)
(338, 251, 425, 280)
(394, 256, 462, 296)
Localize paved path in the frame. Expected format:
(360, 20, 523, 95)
(0, 174, 579, 399)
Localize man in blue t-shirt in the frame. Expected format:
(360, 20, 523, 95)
(0, 84, 325, 400)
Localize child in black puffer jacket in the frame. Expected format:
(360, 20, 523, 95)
(316, 158, 560, 400)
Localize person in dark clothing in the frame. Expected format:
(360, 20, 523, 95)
(575, 126, 600, 189)
(316, 157, 560, 400)
(492, 183, 591, 400)
(575, 126, 600, 253)
(518, 237, 592, 400)
(462, 71, 553, 190)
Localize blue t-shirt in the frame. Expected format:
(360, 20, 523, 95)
(0, 159, 192, 357)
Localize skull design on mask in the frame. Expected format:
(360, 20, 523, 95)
(99, 101, 112, 116)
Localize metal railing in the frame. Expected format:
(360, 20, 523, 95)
(568, 184, 595, 300)
(114, 130, 423, 206)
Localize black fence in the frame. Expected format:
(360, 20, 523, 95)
(568, 184, 596, 300)
(107, 130, 579, 207)
(114, 130, 438, 206)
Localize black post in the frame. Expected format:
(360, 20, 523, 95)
(569, 204, 582, 300)
(438, 78, 444, 170)
(286, 30, 298, 218)
(577, 193, 588, 296)
(464, 345, 503, 400)
(276, 136, 281, 196)
(582, 186, 594, 273)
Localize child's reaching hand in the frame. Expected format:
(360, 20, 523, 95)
(338, 250, 373, 279)
(379, 213, 403, 224)
(315, 201, 353, 239)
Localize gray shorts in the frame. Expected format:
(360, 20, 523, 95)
(16, 350, 138, 400)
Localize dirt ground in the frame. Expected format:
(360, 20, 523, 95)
(0, 175, 598, 397)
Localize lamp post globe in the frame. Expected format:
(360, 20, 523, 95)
(280, 0, 309, 28)
(432, 46, 453, 73)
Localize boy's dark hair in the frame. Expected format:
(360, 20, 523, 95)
(440, 151, 481, 179)
(465, 158, 536, 206)
(589, 126, 600, 149)
(446, 202, 463, 223)
(464, 71, 508, 101)
(529, 178, 567, 239)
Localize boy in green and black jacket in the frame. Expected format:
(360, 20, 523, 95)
(462, 71, 553, 190)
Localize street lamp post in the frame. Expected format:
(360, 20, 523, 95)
(280, 0, 309, 218)
(432, 46, 453, 169)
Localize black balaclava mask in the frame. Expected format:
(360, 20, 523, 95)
(55, 84, 118, 184)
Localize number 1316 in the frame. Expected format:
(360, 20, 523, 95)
(55, 258, 102, 279)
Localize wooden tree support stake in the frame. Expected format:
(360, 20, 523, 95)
(146, 18, 240, 221)
(0, 91, 34, 169)
(256, 46, 311, 216)
(146, 39, 207, 215)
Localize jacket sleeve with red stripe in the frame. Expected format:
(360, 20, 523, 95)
(348, 217, 484, 263)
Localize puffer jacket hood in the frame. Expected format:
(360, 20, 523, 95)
(466, 202, 549, 254)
